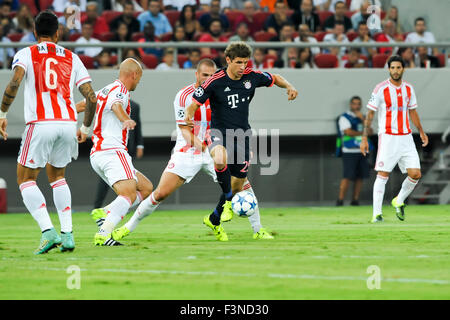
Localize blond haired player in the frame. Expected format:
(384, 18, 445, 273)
(361, 55, 428, 223)
(0, 11, 97, 254)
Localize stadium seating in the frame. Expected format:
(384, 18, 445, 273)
(254, 31, 276, 42)
(372, 53, 389, 68)
(165, 10, 181, 28)
(102, 11, 122, 25)
(436, 53, 446, 68)
(97, 32, 115, 42)
(131, 32, 144, 41)
(40, 0, 54, 11)
(346, 31, 358, 41)
(8, 33, 23, 42)
(109, 55, 118, 66)
(317, 11, 333, 28)
(252, 12, 271, 32)
(69, 33, 82, 42)
(177, 54, 188, 67)
(314, 31, 328, 42)
(142, 54, 159, 69)
(225, 10, 244, 30)
(160, 32, 173, 42)
(263, 54, 278, 68)
(79, 55, 95, 69)
(314, 53, 339, 68)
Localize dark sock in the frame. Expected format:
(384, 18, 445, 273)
(215, 165, 233, 201)
(210, 194, 226, 225)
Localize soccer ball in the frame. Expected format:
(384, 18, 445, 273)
(231, 191, 258, 217)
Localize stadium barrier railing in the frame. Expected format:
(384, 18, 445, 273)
(0, 41, 448, 69)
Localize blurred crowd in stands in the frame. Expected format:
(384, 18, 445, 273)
(0, 0, 445, 69)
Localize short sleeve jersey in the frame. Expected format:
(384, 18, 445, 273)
(367, 79, 417, 135)
(192, 67, 275, 132)
(12, 41, 91, 124)
(91, 80, 131, 154)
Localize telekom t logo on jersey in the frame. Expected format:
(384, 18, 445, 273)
(227, 94, 239, 109)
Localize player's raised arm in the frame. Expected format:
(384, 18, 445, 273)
(184, 100, 201, 128)
(0, 67, 25, 140)
(360, 109, 375, 156)
(111, 102, 136, 130)
(409, 109, 428, 147)
(272, 74, 298, 101)
(77, 82, 97, 143)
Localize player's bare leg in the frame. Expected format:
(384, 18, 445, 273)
(392, 168, 421, 221)
(46, 164, 75, 251)
(94, 179, 137, 246)
(17, 164, 62, 253)
(372, 171, 389, 223)
(118, 171, 184, 236)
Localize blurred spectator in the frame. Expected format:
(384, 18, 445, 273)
(11, 4, 34, 34)
(349, 0, 380, 12)
(383, 6, 403, 34)
(0, 0, 18, 11)
(375, 19, 402, 55)
(352, 21, 376, 63)
(199, 0, 231, 11)
(323, 1, 353, 32)
(297, 47, 314, 68)
(138, 21, 163, 58)
(52, 0, 87, 12)
(268, 22, 294, 58)
(112, 21, 132, 43)
(0, 1, 14, 35)
(405, 17, 438, 56)
(164, 0, 196, 11)
(183, 48, 201, 69)
(20, 30, 36, 43)
(176, 4, 201, 41)
(259, 0, 280, 13)
(323, 21, 348, 57)
(229, 22, 254, 42)
(294, 23, 320, 55)
(264, 0, 292, 35)
(95, 50, 115, 69)
(291, 0, 320, 33)
(57, 23, 70, 42)
(396, 47, 416, 69)
(198, 18, 228, 56)
(110, 1, 141, 38)
(314, 0, 341, 12)
(156, 48, 179, 70)
(274, 46, 298, 68)
(58, 5, 82, 34)
(82, 2, 110, 37)
(104, 0, 144, 11)
(0, 24, 14, 68)
(351, 0, 370, 31)
(416, 46, 440, 68)
(74, 22, 103, 58)
(336, 96, 369, 206)
(229, 0, 259, 10)
(234, 1, 258, 36)
(123, 47, 143, 63)
(286, 0, 300, 10)
(199, 0, 230, 32)
(251, 47, 265, 70)
(171, 25, 189, 54)
(342, 48, 365, 68)
(138, 0, 173, 36)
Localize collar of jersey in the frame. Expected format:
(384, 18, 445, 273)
(388, 78, 403, 89)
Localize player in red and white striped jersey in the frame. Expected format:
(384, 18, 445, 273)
(112, 59, 273, 241)
(76, 58, 153, 246)
(361, 55, 428, 223)
(0, 11, 97, 254)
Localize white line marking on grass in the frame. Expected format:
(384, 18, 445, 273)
(16, 266, 450, 285)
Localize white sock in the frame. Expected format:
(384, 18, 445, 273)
(373, 175, 388, 217)
(99, 196, 132, 236)
(243, 182, 262, 233)
(50, 179, 72, 233)
(20, 181, 53, 232)
(125, 192, 160, 232)
(130, 191, 143, 210)
(397, 176, 418, 204)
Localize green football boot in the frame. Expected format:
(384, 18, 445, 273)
(371, 214, 384, 223)
(253, 228, 274, 240)
(203, 215, 228, 241)
(60, 231, 75, 252)
(220, 200, 234, 222)
(34, 228, 61, 255)
(94, 233, 123, 246)
(391, 197, 405, 221)
(91, 208, 107, 227)
(112, 225, 130, 241)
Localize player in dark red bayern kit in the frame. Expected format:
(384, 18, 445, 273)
(185, 42, 298, 241)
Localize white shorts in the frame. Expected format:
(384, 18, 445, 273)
(90, 149, 138, 187)
(17, 122, 78, 169)
(164, 151, 217, 184)
(375, 133, 420, 174)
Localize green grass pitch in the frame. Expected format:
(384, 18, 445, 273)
(0, 205, 449, 300)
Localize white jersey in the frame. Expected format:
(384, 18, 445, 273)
(173, 83, 211, 155)
(367, 79, 417, 135)
(12, 41, 91, 124)
(91, 80, 131, 155)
